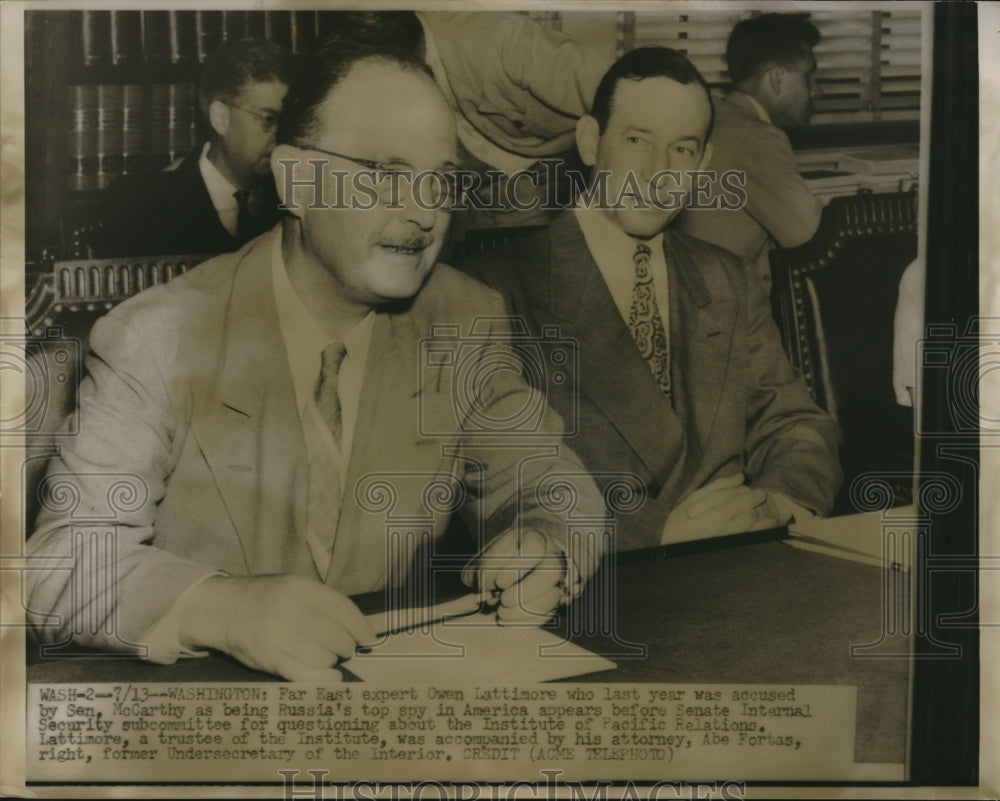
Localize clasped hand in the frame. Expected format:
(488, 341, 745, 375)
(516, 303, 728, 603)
(660, 473, 791, 545)
(463, 528, 570, 626)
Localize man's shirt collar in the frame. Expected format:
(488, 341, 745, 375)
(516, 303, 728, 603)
(574, 202, 665, 273)
(734, 91, 773, 125)
(270, 235, 374, 418)
(573, 203, 668, 325)
(198, 141, 241, 215)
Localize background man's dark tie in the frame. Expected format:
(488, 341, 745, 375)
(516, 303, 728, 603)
(234, 188, 256, 241)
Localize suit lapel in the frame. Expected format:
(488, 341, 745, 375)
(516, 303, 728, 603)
(328, 301, 458, 594)
(325, 311, 403, 592)
(544, 215, 739, 503)
(666, 231, 737, 493)
(190, 232, 312, 576)
(180, 150, 240, 251)
(546, 213, 684, 490)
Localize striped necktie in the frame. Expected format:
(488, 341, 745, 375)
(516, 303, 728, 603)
(314, 342, 348, 445)
(307, 342, 348, 561)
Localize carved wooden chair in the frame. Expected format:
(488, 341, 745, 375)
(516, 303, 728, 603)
(770, 191, 919, 513)
(21, 253, 209, 533)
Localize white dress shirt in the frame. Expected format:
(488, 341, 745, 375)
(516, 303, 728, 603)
(574, 203, 670, 334)
(271, 235, 375, 576)
(198, 141, 241, 237)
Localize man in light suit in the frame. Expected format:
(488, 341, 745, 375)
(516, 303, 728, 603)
(462, 47, 841, 551)
(93, 39, 296, 257)
(676, 14, 824, 290)
(415, 12, 608, 168)
(420, 10, 614, 236)
(27, 39, 604, 680)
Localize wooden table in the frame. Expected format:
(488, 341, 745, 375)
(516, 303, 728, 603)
(27, 536, 909, 767)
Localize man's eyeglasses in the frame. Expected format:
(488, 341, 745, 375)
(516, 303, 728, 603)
(294, 144, 461, 209)
(225, 103, 280, 133)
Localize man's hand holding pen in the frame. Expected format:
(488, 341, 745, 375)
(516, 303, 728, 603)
(176, 527, 582, 682)
(179, 574, 376, 682)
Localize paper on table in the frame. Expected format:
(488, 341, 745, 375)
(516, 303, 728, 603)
(786, 505, 917, 571)
(344, 619, 617, 683)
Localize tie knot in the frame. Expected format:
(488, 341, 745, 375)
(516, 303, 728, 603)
(315, 342, 347, 400)
(633, 242, 652, 263)
(320, 341, 347, 375)
(235, 188, 260, 241)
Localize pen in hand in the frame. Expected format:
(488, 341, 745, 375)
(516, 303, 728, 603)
(354, 590, 501, 654)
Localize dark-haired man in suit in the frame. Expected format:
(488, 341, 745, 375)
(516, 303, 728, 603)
(462, 47, 841, 551)
(677, 14, 824, 290)
(93, 38, 297, 256)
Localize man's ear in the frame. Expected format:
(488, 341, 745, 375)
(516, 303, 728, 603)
(208, 100, 230, 137)
(576, 115, 600, 167)
(270, 144, 306, 219)
(766, 65, 785, 98)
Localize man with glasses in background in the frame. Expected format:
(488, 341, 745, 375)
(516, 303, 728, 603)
(93, 38, 298, 256)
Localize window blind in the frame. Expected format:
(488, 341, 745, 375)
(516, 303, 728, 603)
(877, 9, 922, 121)
(616, 8, 923, 125)
(624, 10, 748, 87)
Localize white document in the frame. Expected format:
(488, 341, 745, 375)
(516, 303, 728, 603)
(786, 505, 918, 571)
(345, 617, 617, 683)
